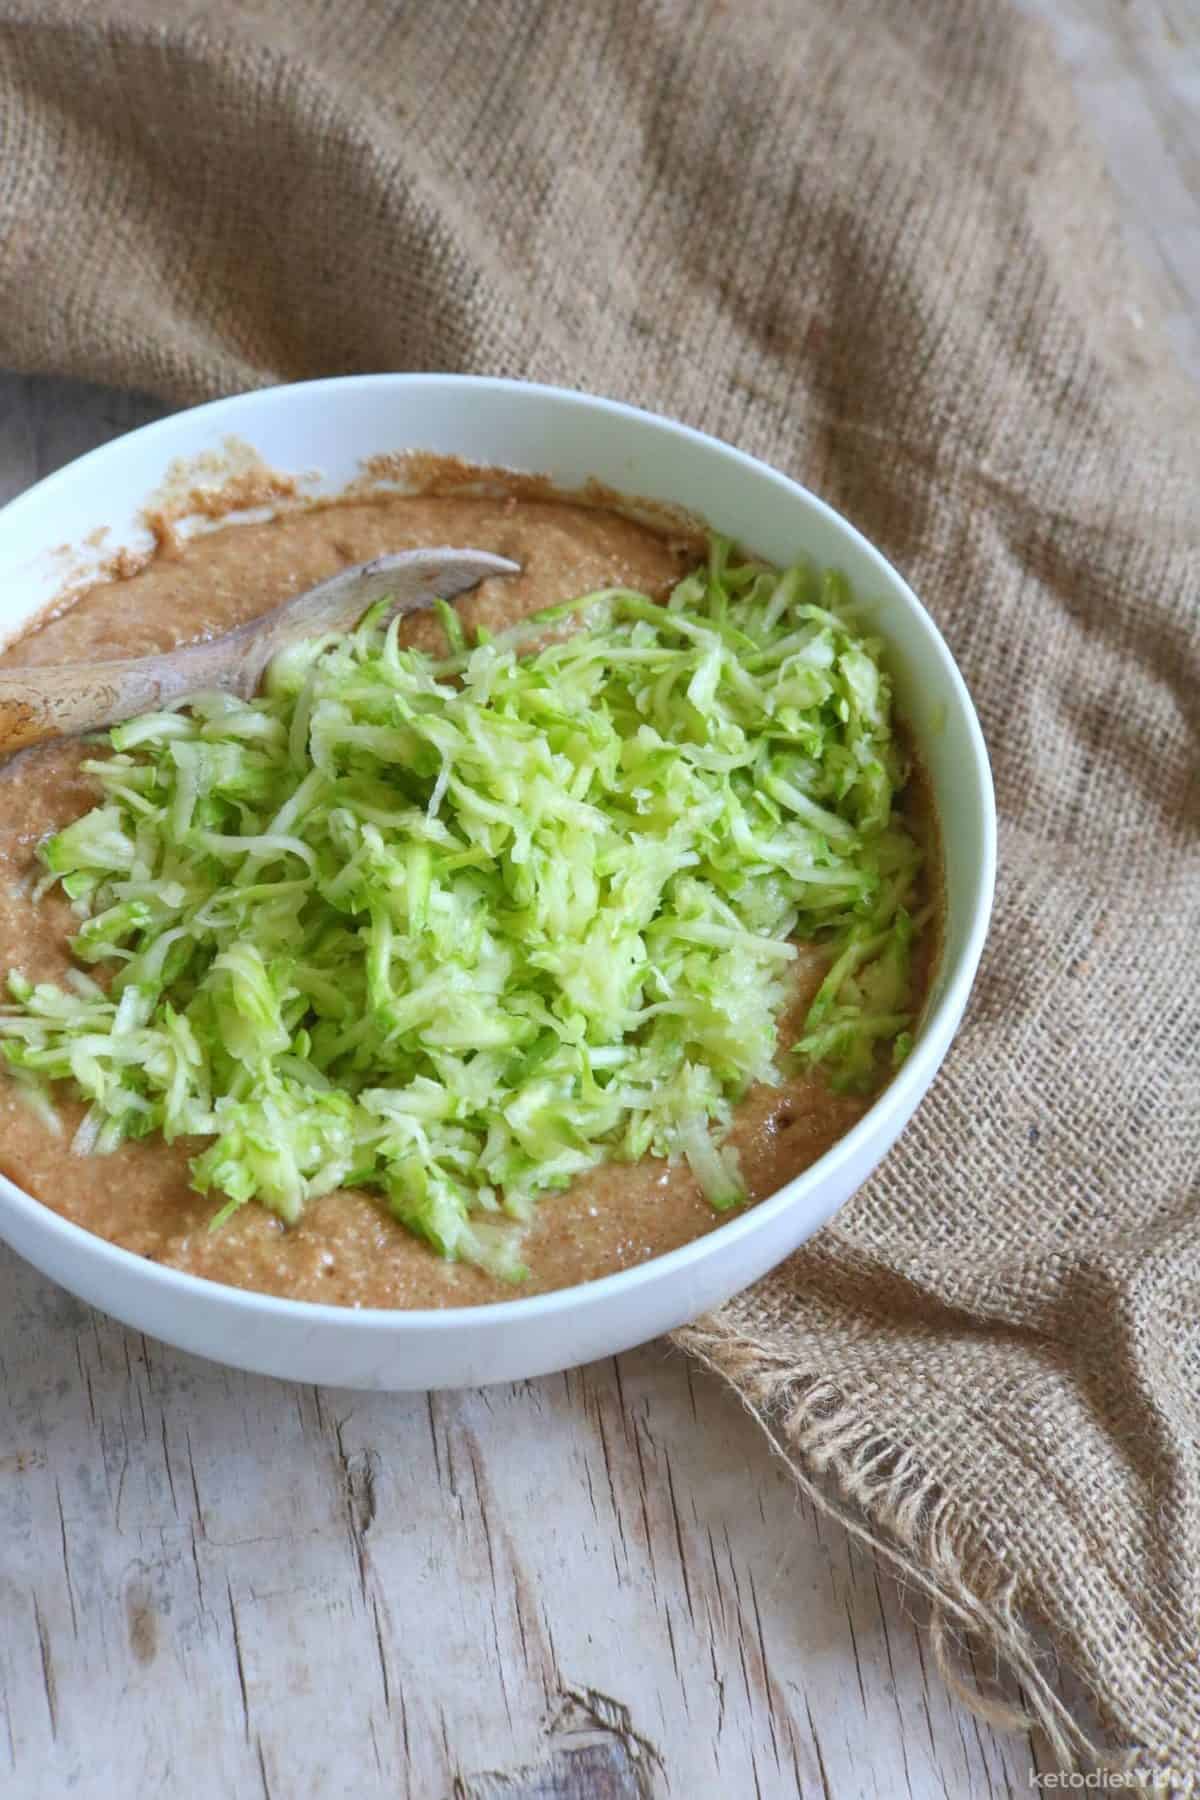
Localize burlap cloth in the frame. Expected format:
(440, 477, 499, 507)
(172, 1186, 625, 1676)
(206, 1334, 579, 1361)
(2, 0, 1198, 1783)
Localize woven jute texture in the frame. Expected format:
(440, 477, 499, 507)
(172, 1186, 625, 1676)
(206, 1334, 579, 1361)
(2, 0, 1198, 1781)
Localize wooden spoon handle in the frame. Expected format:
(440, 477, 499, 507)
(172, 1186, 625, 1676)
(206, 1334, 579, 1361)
(0, 648, 239, 756)
(0, 547, 521, 758)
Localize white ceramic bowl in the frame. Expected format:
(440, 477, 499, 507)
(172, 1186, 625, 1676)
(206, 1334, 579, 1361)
(0, 376, 995, 1388)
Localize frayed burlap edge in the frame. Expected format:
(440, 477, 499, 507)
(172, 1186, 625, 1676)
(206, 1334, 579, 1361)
(675, 1322, 1191, 1798)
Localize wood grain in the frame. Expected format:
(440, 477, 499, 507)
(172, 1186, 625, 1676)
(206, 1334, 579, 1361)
(0, 1245, 1040, 1799)
(1017, 0, 1200, 388)
(2, 9, 1199, 1791)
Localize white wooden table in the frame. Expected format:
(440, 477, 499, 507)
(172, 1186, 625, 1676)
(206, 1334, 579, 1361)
(1, 5, 1196, 1794)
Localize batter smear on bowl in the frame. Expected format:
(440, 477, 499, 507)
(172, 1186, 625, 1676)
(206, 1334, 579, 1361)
(0, 489, 937, 1308)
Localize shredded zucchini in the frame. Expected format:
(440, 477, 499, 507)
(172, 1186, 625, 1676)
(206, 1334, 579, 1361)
(0, 539, 924, 1280)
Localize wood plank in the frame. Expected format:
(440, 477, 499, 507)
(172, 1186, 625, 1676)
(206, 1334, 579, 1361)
(0, 1242, 1034, 1798)
(1020, 0, 1200, 383)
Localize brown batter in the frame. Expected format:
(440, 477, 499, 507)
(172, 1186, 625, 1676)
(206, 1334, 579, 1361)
(0, 492, 918, 1309)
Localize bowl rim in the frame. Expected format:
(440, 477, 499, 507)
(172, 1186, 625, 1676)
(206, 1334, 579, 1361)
(0, 371, 997, 1332)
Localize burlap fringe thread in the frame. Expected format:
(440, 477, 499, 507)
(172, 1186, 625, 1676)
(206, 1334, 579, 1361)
(677, 1326, 1194, 1798)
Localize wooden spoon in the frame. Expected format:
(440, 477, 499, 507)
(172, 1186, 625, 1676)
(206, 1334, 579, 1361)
(0, 548, 519, 756)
